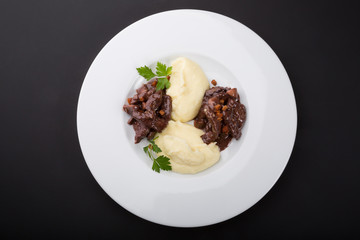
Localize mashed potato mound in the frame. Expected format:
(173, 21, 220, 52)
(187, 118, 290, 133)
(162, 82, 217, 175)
(167, 57, 209, 122)
(155, 121, 220, 174)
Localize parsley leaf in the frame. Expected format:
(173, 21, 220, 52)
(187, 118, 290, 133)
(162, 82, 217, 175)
(152, 156, 171, 173)
(165, 80, 171, 89)
(136, 66, 156, 81)
(156, 62, 172, 77)
(154, 156, 172, 171)
(143, 137, 172, 173)
(156, 78, 170, 91)
(136, 62, 172, 90)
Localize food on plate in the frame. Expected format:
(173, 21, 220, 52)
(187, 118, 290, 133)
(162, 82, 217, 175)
(124, 58, 246, 174)
(123, 79, 172, 143)
(194, 86, 246, 151)
(155, 120, 220, 174)
(166, 57, 209, 122)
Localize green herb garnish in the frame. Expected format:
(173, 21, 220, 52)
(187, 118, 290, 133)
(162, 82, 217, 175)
(136, 62, 172, 90)
(143, 136, 172, 173)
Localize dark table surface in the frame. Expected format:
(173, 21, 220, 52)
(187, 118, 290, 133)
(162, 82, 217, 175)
(1, 0, 359, 239)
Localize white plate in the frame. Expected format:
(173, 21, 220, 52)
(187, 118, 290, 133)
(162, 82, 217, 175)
(77, 10, 297, 227)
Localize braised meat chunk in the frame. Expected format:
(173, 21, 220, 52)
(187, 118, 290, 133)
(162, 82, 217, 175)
(194, 86, 246, 151)
(123, 79, 172, 143)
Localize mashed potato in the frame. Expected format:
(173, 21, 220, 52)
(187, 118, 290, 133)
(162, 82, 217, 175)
(155, 121, 220, 174)
(167, 57, 209, 122)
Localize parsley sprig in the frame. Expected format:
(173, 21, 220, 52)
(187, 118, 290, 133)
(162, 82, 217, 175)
(136, 62, 172, 90)
(143, 136, 172, 173)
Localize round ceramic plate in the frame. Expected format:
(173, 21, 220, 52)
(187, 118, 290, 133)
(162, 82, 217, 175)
(77, 10, 297, 227)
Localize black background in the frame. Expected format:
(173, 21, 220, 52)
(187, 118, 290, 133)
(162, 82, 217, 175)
(1, 0, 359, 239)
